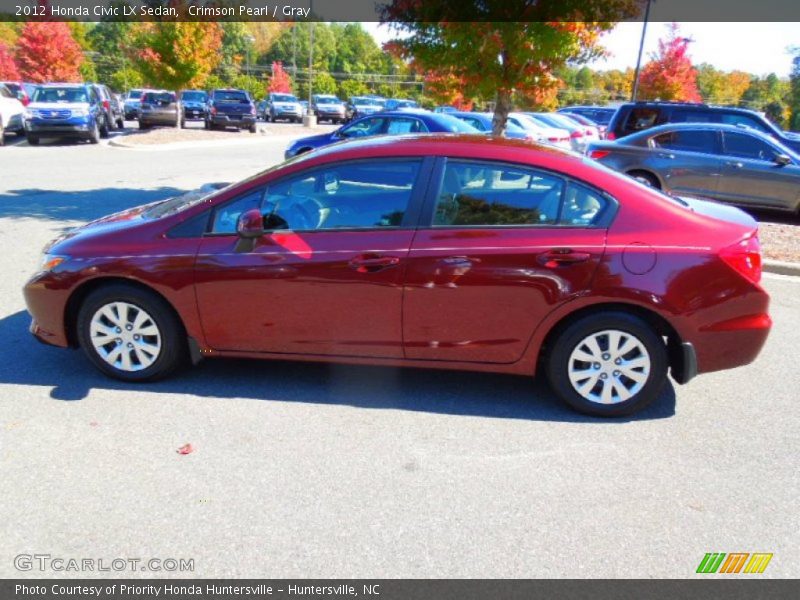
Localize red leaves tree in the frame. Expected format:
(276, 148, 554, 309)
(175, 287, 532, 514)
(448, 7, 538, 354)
(422, 69, 473, 110)
(268, 61, 293, 93)
(0, 41, 20, 80)
(15, 22, 84, 83)
(638, 23, 701, 102)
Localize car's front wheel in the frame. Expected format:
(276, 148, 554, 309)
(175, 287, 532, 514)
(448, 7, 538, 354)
(545, 312, 667, 417)
(77, 284, 185, 382)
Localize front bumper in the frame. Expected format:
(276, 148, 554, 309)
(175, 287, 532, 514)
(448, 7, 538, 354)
(272, 109, 302, 118)
(5, 113, 24, 132)
(316, 109, 345, 119)
(25, 116, 94, 138)
(24, 271, 71, 348)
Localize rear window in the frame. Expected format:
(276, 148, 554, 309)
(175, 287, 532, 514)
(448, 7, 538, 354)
(181, 91, 207, 102)
(32, 87, 89, 103)
(216, 90, 250, 102)
(128, 89, 144, 99)
(143, 92, 176, 103)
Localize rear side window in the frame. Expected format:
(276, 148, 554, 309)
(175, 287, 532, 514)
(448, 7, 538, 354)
(722, 132, 779, 161)
(671, 109, 716, 123)
(431, 161, 609, 227)
(623, 107, 662, 135)
(651, 130, 717, 153)
(386, 117, 428, 134)
(341, 117, 386, 138)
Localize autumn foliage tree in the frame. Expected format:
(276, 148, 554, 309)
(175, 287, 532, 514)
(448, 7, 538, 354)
(0, 41, 19, 80)
(15, 22, 83, 83)
(421, 69, 473, 110)
(130, 8, 223, 90)
(638, 23, 701, 102)
(268, 61, 293, 93)
(382, 0, 639, 134)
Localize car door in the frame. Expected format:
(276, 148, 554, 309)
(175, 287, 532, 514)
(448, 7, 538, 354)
(194, 157, 433, 357)
(402, 158, 611, 364)
(716, 131, 800, 210)
(646, 129, 723, 198)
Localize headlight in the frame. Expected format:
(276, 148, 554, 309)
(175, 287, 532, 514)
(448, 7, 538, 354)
(40, 254, 69, 271)
(71, 108, 89, 117)
(24, 109, 38, 119)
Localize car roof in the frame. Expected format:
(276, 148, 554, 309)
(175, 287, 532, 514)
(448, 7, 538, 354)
(637, 122, 772, 136)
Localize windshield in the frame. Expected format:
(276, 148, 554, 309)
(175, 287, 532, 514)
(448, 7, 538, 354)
(272, 94, 297, 102)
(127, 90, 144, 101)
(354, 98, 378, 106)
(181, 91, 206, 102)
(315, 95, 340, 103)
(396, 100, 417, 108)
(143, 185, 230, 219)
(216, 90, 250, 102)
(32, 87, 89, 103)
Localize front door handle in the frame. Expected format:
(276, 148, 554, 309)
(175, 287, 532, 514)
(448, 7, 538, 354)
(538, 248, 592, 268)
(726, 161, 744, 169)
(348, 254, 400, 273)
(658, 152, 676, 159)
(439, 256, 473, 269)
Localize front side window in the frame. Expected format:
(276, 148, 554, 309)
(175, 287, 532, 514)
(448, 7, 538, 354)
(210, 188, 265, 234)
(432, 162, 566, 226)
(624, 107, 661, 134)
(722, 132, 779, 161)
(651, 130, 717, 154)
(719, 113, 770, 133)
(340, 117, 386, 138)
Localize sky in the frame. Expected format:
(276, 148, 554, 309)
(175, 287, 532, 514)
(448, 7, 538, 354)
(363, 22, 799, 78)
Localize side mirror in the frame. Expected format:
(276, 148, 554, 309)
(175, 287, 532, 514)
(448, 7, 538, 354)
(774, 154, 792, 166)
(236, 208, 264, 239)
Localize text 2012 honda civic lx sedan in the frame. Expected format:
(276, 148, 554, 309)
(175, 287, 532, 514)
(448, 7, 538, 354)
(24, 135, 771, 416)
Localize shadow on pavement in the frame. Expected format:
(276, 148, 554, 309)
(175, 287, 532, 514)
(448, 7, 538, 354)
(0, 310, 677, 423)
(0, 186, 187, 222)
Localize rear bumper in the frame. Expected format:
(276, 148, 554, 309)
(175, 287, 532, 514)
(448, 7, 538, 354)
(182, 108, 206, 120)
(140, 113, 178, 126)
(211, 115, 256, 127)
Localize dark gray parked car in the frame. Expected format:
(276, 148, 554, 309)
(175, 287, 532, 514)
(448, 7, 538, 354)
(586, 123, 800, 213)
(139, 90, 180, 129)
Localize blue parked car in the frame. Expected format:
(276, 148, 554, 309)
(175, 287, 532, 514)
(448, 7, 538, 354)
(284, 110, 479, 159)
(449, 111, 534, 141)
(24, 83, 108, 145)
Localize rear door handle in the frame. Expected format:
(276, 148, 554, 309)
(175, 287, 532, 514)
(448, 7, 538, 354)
(439, 256, 473, 268)
(348, 254, 400, 273)
(658, 152, 675, 159)
(538, 248, 592, 267)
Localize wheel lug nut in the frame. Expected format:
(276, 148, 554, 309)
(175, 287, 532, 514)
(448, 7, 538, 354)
(614, 358, 621, 365)
(115, 327, 121, 333)
(125, 325, 132, 331)
(116, 338, 121, 344)
(134, 335, 140, 340)
(600, 373, 608, 380)
(613, 370, 620, 377)
(127, 342, 133, 348)
(593, 362, 601, 370)
(602, 353, 610, 360)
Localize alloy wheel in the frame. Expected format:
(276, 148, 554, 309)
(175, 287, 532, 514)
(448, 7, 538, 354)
(567, 329, 651, 405)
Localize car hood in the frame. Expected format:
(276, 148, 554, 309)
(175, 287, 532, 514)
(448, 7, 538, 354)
(29, 102, 88, 111)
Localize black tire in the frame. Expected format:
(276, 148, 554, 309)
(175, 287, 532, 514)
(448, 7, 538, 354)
(627, 170, 660, 189)
(545, 311, 668, 417)
(270, 114, 276, 123)
(88, 120, 100, 144)
(0, 120, 4, 146)
(138, 121, 149, 130)
(26, 135, 39, 146)
(116, 117, 124, 129)
(249, 123, 257, 133)
(76, 283, 186, 382)
(204, 119, 210, 130)
(100, 116, 110, 139)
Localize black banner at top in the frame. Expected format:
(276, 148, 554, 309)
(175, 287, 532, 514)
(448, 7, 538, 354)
(1, 0, 800, 22)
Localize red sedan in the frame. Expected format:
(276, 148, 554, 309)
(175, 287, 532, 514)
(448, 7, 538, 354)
(24, 135, 771, 416)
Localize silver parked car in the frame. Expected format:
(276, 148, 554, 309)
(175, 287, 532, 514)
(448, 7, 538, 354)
(586, 122, 800, 213)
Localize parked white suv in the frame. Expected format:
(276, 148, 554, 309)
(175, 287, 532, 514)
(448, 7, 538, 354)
(0, 83, 25, 146)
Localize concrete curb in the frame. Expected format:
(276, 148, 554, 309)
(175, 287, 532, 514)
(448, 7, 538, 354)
(108, 133, 300, 151)
(764, 259, 800, 277)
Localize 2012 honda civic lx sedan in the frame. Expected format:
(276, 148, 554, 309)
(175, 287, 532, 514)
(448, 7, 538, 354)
(24, 135, 771, 416)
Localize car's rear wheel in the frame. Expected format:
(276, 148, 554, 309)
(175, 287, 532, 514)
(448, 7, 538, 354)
(100, 116, 110, 138)
(88, 120, 100, 144)
(249, 123, 257, 133)
(26, 135, 39, 146)
(628, 170, 660, 189)
(0, 118, 4, 145)
(545, 312, 667, 417)
(77, 284, 185, 382)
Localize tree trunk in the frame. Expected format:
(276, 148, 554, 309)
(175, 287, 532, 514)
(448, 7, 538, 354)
(491, 89, 512, 136)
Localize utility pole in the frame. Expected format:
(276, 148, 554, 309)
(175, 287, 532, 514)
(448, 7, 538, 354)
(631, 0, 652, 102)
(303, 0, 317, 126)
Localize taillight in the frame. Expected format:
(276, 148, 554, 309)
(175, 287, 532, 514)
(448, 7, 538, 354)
(588, 149, 611, 160)
(570, 130, 584, 138)
(547, 136, 559, 142)
(210, 106, 217, 115)
(607, 131, 616, 140)
(585, 128, 593, 135)
(22, 96, 30, 106)
(103, 100, 110, 111)
(720, 235, 762, 284)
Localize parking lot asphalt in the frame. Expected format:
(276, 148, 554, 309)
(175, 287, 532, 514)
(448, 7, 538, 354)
(0, 132, 798, 578)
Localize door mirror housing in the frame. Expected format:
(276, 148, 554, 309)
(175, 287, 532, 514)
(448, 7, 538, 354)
(236, 208, 264, 239)
(774, 153, 792, 166)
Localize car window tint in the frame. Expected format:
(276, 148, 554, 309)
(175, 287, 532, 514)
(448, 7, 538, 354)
(624, 107, 660, 134)
(0, 86, 11, 98)
(461, 116, 485, 131)
(719, 113, 770, 133)
(671, 110, 717, 124)
(340, 117, 385, 138)
(651, 130, 716, 153)
(432, 162, 565, 226)
(386, 118, 428, 134)
(210, 188, 265, 234)
(723, 132, 778, 161)
(561, 182, 607, 226)
(264, 160, 420, 230)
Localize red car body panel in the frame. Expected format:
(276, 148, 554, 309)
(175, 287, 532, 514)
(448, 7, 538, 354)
(23, 135, 771, 382)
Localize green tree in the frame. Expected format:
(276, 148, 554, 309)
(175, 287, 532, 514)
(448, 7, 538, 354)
(790, 51, 800, 131)
(339, 79, 369, 99)
(382, 1, 638, 134)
